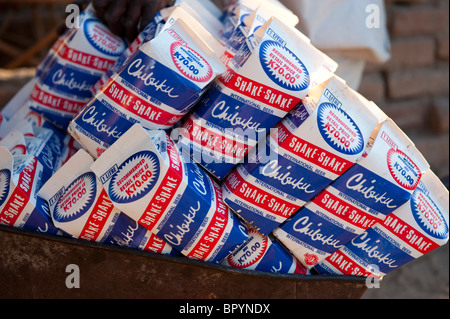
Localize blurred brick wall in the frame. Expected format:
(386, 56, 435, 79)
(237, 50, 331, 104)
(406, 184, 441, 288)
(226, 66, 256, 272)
(359, 0, 449, 179)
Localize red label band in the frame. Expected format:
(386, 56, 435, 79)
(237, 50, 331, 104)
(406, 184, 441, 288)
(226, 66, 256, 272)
(182, 117, 250, 159)
(52, 38, 64, 52)
(382, 214, 440, 254)
(138, 137, 184, 231)
(92, 77, 106, 94)
(293, 259, 309, 275)
(276, 123, 354, 176)
(79, 188, 115, 241)
(57, 41, 116, 72)
(0, 158, 38, 226)
(221, 51, 234, 66)
(326, 249, 380, 277)
(144, 232, 168, 254)
(218, 68, 302, 112)
(30, 85, 86, 114)
(187, 180, 229, 261)
(313, 191, 384, 230)
(225, 170, 301, 219)
(0, 187, 28, 226)
(103, 80, 182, 126)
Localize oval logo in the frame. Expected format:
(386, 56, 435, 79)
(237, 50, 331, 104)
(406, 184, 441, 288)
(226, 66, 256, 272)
(109, 151, 160, 204)
(226, 229, 268, 269)
(411, 188, 448, 240)
(53, 172, 97, 223)
(170, 42, 214, 83)
(317, 102, 364, 155)
(387, 149, 422, 190)
(0, 169, 11, 208)
(259, 40, 310, 92)
(84, 19, 126, 57)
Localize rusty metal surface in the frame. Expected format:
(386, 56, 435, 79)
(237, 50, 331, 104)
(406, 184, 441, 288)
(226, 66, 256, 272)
(0, 225, 368, 299)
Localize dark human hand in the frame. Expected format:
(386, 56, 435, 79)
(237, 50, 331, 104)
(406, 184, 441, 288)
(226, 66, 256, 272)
(57, 0, 90, 35)
(92, 0, 175, 42)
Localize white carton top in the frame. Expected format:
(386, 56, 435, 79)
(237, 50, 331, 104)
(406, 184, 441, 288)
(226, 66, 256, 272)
(173, 1, 223, 37)
(160, 5, 225, 57)
(143, 18, 226, 90)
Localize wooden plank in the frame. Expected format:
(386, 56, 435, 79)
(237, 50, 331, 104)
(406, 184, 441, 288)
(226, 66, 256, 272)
(0, 39, 23, 56)
(5, 27, 58, 69)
